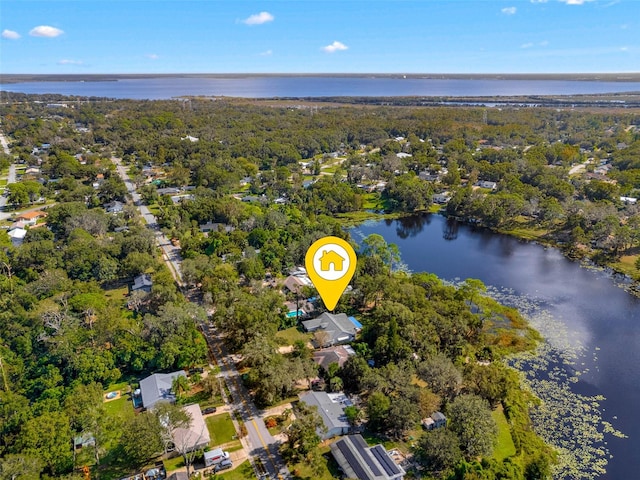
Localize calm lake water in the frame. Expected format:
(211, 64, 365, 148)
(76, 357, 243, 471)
(351, 214, 639, 480)
(2, 76, 640, 99)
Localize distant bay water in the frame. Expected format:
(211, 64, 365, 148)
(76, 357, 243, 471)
(2, 76, 640, 100)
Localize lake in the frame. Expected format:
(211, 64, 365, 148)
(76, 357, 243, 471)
(2, 76, 640, 100)
(351, 214, 638, 480)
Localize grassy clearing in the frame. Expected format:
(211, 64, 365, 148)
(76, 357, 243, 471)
(275, 327, 311, 346)
(213, 460, 254, 480)
(206, 413, 238, 448)
(289, 445, 337, 480)
(335, 210, 401, 227)
(492, 406, 517, 461)
(104, 285, 129, 302)
(163, 455, 184, 472)
(611, 254, 639, 279)
(362, 192, 387, 210)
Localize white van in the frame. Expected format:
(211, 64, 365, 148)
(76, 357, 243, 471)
(204, 448, 230, 466)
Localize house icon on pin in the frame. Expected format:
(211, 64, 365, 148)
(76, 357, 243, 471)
(319, 250, 345, 272)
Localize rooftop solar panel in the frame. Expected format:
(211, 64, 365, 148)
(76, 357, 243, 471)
(337, 439, 371, 480)
(371, 445, 401, 476)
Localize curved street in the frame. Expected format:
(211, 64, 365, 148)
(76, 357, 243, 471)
(112, 157, 290, 479)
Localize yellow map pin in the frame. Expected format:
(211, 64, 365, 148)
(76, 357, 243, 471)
(305, 236, 357, 311)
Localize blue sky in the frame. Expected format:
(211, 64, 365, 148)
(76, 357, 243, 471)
(0, 0, 638, 74)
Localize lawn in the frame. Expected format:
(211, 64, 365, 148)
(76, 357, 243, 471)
(492, 405, 517, 461)
(163, 455, 185, 472)
(289, 445, 338, 480)
(362, 192, 387, 210)
(104, 285, 129, 302)
(611, 254, 640, 279)
(206, 413, 239, 448)
(212, 459, 254, 480)
(275, 327, 311, 346)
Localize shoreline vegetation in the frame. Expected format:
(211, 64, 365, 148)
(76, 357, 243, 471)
(1, 92, 637, 478)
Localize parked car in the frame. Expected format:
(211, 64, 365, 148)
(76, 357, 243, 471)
(201, 406, 217, 415)
(214, 459, 233, 472)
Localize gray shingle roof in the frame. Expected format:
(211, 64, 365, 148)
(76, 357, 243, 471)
(139, 370, 186, 409)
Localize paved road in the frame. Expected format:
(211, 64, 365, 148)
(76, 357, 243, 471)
(112, 157, 183, 283)
(0, 130, 16, 212)
(111, 157, 290, 479)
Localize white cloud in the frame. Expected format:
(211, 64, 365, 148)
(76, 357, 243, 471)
(501, 7, 517, 15)
(29, 25, 64, 37)
(530, 0, 548, 3)
(322, 41, 348, 53)
(58, 59, 83, 65)
(522, 40, 550, 49)
(243, 11, 274, 25)
(260, 49, 273, 56)
(559, 0, 595, 4)
(2, 29, 21, 40)
(146, 54, 159, 60)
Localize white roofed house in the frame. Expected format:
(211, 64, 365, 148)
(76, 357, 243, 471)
(171, 403, 211, 453)
(299, 391, 352, 439)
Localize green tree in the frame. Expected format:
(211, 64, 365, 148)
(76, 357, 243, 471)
(13, 411, 73, 475)
(0, 454, 43, 480)
(448, 394, 498, 459)
(284, 402, 326, 461)
(416, 428, 463, 475)
(366, 391, 391, 433)
(418, 354, 462, 400)
(119, 411, 163, 467)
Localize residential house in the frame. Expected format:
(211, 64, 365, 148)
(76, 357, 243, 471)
(139, 370, 187, 409)
(8, 227, 27, 247)
(302, 312, 361, 347)
(330, 434, 405, 480)
(419, 171, 440, 182)
(432, 193, 450, 205)
(131, 274, 153, 294)
(16, 210, 47, 225)
(299, 391, 352, 439)
(171, 403, 211, 452)
(166, 473, 189, 480)
(104, 201, 124, 214)
(422, 411, 447, 431)
(476, 181, 497, 190)
(199, 222, 234, 234)
(312, 345, 356, 372)
(157, 187, 181, 196)
(283, 273, 314, 296)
